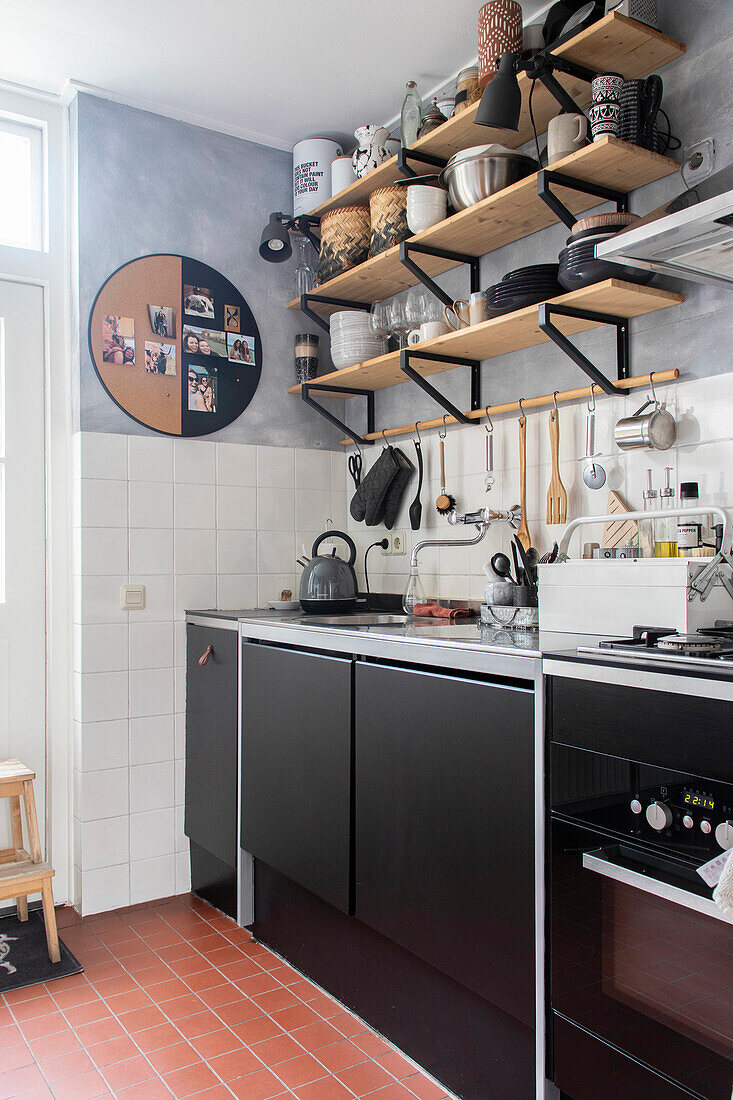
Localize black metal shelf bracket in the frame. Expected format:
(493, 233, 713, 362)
(399, 349, 480, 423)
(299, 293, 372, 334)
(399, 241, 481, 309)
(291, 214, 321, 252)
(537, 169, 629, 231)
(538, 302, 629, 396)
(301, 383, 375, 446)
(396, 146, 448, 179)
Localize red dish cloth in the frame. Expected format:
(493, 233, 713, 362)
(413, 602, 476, 620)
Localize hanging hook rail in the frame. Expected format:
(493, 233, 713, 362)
(336, 369, 680, 445)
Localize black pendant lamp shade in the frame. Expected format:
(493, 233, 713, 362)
(475, 53, 523, 131)
(259, 212, 292, 262)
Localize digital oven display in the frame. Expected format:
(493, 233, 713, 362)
(684, 791, 715, 810)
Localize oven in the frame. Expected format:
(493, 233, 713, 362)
(546, 665, 733, 1100)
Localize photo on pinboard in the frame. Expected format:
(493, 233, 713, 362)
(147, 305, 176, 338)
(184, 285, 215, 319)
(182, 324, 227, 358)
(224, 304, 240, 332)
(145, 342, 176, 375)
(188, 364, 217, 413)
(101, 314, 135, 365)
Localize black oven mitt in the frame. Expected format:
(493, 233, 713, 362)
(350, 446, 400, 526)
(382, 447, 414, 530)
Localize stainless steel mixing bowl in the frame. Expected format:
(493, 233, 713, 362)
(441, 146, 538, 210)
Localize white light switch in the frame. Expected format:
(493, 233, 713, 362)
(120, 584, 146, 611)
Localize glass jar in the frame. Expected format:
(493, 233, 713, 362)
(295, 333, 319, 384)
(402, 566, 427, 615)
(401, 81, 422, 147)
(454, 66, 480, 114)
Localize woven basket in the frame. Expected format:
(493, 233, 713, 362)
(369, 186, 410, 257)
(317, 205, 370, 285)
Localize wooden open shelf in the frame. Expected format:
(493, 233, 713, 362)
(287, 138, 679, 313)
(287, 280, 683, 397)
(308, 12, 685, 219)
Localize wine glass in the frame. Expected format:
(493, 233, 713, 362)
(292, 234, 316, 299)
(405, 287, 429, 332)
(386, 298, 409, 349)
(369, 300, 389, 338)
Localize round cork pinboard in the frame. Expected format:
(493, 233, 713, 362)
(88, 254, 262, 436)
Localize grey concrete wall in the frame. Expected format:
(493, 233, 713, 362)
(374, 0, 733, 434)
(75, 92, 339, 447)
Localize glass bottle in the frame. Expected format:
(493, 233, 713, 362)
(402, 565, 426, 615)
(654, 467, 678, 557)
(677, 481, 703, 556)
(292, 234, 316, 300)
(638, 469, 657, 558)
(401, 81, 422, 147)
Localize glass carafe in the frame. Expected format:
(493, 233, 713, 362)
(292, 234, 316, 300)
(402, 566, 427, 615)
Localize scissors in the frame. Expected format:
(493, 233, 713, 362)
(348, 449, 362, 490)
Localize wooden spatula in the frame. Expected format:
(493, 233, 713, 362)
(517, 414, 531, 551)
(546, 408, 568, 525)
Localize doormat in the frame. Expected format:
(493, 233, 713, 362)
(0, 910, 82, 994)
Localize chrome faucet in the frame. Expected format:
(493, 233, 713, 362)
(410, 506, 521, 568)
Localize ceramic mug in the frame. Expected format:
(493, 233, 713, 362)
(408, 321, 450, 344)
(443, 299, 471, 330)
(592, 72, 624, 103)
(588, 100, 621, 140)
(547, 113, 589, 164)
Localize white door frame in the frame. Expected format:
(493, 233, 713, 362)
(0, 82, 73, 904)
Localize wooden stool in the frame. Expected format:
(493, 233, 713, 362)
(0, 760, 60, 964)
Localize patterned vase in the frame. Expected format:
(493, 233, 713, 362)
(351, 125, 391, 180)
(478, 0, 523, 91)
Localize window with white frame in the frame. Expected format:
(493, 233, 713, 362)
(0, 116, 45, 252)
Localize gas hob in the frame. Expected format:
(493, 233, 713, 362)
(577, 622, 733, 669)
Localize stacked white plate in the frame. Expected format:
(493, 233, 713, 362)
(330, 310, 385, 368)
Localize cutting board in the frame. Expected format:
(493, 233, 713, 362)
(602, 490, 638, 549)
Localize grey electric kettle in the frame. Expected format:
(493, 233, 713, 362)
(299, 530, 359, 614)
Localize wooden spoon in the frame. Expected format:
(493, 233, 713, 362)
(517, 415, 531, 550)
(546, 408, 568, 525)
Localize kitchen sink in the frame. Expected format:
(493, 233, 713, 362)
(301, 613, 411, 627)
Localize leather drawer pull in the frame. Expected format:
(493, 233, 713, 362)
(198, 644, 214, 666)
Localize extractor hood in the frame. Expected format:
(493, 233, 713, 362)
(596, 187, 733, 288)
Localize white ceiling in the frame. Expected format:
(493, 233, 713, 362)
(0, 0, 549, 151)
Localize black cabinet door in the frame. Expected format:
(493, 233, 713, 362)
(355, 662, 535, 1028)
(185, 624, 238, 868)
(241, 643, 352, 914)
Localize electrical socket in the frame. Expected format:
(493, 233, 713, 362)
(682, 138, 715, 186)
(390, 531, 407, 556)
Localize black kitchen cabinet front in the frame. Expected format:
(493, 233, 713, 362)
(241, 642, 353, 914)
(355, 662, 535, 1028)
(185, 623, 238, 917)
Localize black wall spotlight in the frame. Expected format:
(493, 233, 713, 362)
(475, 49, 597, 131)
(259, 213, 321, 264)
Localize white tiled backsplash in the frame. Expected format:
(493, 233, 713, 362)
(72, 433, 347, 916)
(72, 371, 733, 915)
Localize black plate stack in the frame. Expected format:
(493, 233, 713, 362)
(486, 264, 562, 318)
(558, 222, 655, 291)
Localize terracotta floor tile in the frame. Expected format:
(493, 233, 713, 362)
(91, 975, 138, 999)
(40, 1048, 95, 1083)
(162, 1060, 219, 1097)
(287, 979, 320, 1000)
(271, 1004, 321, 1031)
(369, 1083, 421, 1099)
(227, 1067, 291, 1099)
(28, 1029, 81, 1061)
(74, 1017, 126, 1047)
(194, 1085, 238, 1099)
(43, 1069, 111, 1100)
(376, 1051, 418, 1080)
(83, 962, 126, 985)
(231, 1016, 284, 1046)
(217, 958, 263, 982)
(293, 1076, 355, 1100)
(180, 967, 223, 991)
(272, 1052, 329, 1088)
(104, 989, 153, 1016)
(168, 954, 212, 978)
(100, 1054, 157, 1091)
(0, 1063, 48, 1100)
(353, 1032, 394, 1059)
(116, 1004, 168, 1033)
(0, 1023, 23, 1049)
(309, 993, 344, 1020)
(147, 1040, 201, 1074)
(403, 1075, 450, 1100)
(63, 1002, 113, 1028)
(236, 972, 282, 997)
(87, 1034, 139, 1067)
(115, 1079, 172, 1099)
(160, 993, 206, 1021)
(251, 1032, 304, 1066)
(189, 1027, 244, 1059)
(330, 1013, 367, 1038)
(0, 1041, 36, 1071)
(204, 946, 248, 969)
(214, 998, 264, 1026)
(133, 1021, 183, 1053)
(336, 1059, 393, 1095)
(315, 1039, 369, 1073)
(5, 985, 54, 1005)
(134, 963, 176, 988)
(18, 1011, 69, 1040)
(0, 1007, 11, 1028)
(208, 1045, 264, 1079)
(197, 982, 243, 1009)
(290, 1020, 343, 1051)
(10, 996, 58, 1021)
(173, 1009, 223, 1038)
